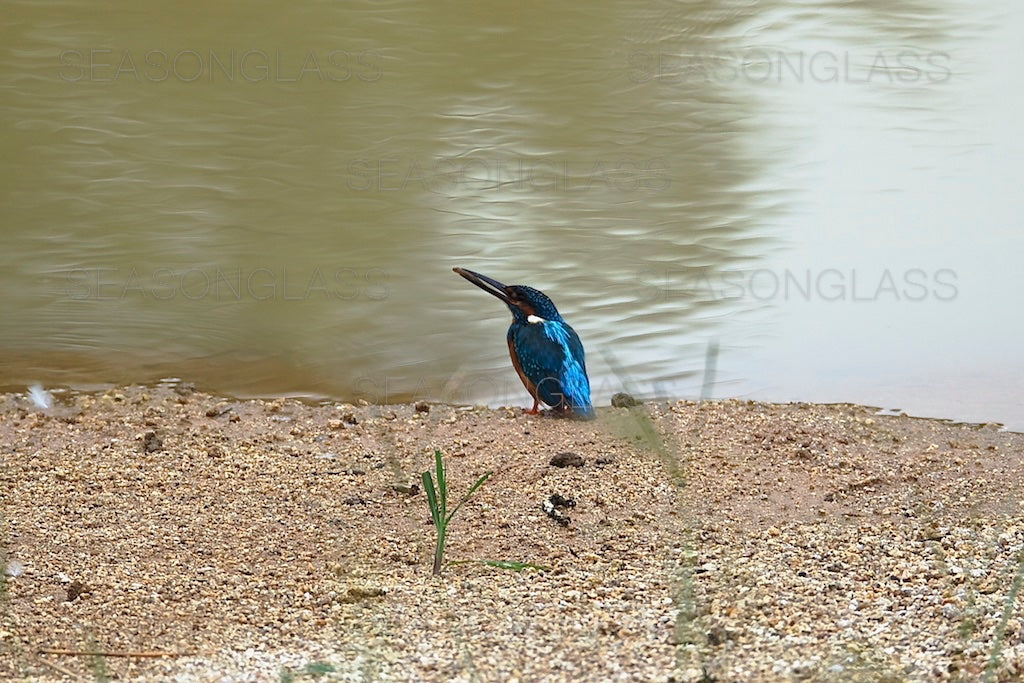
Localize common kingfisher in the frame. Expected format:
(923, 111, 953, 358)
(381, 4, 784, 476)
(453, 267, 595, 420)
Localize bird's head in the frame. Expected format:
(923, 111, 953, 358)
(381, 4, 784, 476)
(453, 267, 563, 324)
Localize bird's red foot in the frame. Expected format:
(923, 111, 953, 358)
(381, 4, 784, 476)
(524, 399, 540, 415)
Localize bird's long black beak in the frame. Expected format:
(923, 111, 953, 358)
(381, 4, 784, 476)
(453, 267, 512, 305)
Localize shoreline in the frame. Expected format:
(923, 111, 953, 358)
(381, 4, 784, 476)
(2, 384, 1023, 681)
(3, 374, 1019, 434)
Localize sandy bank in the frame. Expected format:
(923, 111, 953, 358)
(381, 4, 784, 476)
(2, 385, 1023, 681)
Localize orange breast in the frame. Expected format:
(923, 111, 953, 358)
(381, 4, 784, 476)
(507, 337, 538, 400)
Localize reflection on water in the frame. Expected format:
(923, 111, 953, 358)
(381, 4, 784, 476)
(1, 1, 1021, 430)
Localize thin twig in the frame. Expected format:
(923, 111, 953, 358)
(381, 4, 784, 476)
(37, 648, 196, 658)
(34, 655, 80, 678)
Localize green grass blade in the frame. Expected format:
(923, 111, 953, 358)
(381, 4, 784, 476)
(422, 470, 441, 529)
(304, 661, 337, 676)
(422, 450, 491, 575)
(480, 559, 549, 572)
(447, 559, 550, 571)
(434, 449, 447, 519)
(446, 471, 492, 524)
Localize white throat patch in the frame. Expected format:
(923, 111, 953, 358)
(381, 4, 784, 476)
(526, 314, 547, 325)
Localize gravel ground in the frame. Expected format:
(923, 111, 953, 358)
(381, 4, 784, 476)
(1, 384, 1022, 681)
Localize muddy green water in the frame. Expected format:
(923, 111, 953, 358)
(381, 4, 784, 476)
(2, 1, 1021, 429)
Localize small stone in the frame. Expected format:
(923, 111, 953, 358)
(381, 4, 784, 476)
(414, 401, 430, 413)
(550, 452, 584, 468)
(391, 482, 419, 495)
(206, 403, 232, 418)
(338, 586, 387, 603)
(611, 392, 639, 408)
(142, 430, 163, 453)
(941, 604, 963, 619)
(65, 580, 90, 602)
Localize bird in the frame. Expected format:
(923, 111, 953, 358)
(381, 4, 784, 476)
(453, 267, 595, 420)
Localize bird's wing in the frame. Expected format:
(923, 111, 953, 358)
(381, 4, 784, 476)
(510, 320, 593, 416)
